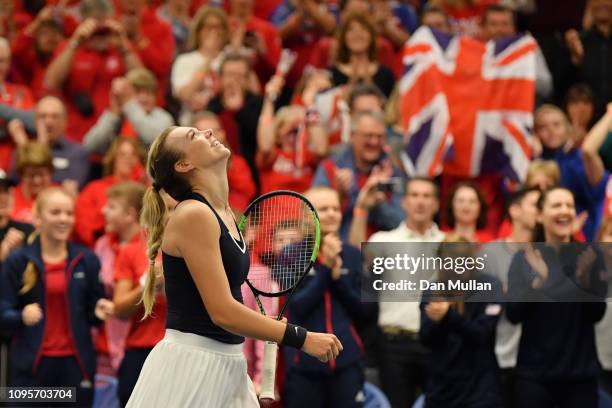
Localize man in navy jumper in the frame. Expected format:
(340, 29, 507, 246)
(283, 186, 366, 407)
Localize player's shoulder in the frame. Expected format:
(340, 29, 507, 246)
(171, 199, 220, 232)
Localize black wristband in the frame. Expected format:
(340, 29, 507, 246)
(282, 323, 307, 349)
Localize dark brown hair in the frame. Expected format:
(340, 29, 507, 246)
(532, 187, 575, 242)
(406, 176, 439, 199)
(482, 4, 515, 26)
(336, 11, 378, 64)
(445, 182, 488, 230)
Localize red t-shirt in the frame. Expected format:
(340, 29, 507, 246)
(50, 41, 127, 142)
(11, 184, 35, 224)
(443, 0, 500, 38)
(42, 259, 76, 356)
(10, 32, 50, 100)
(74, 170, 145, 248)
(114, 236, 166, 349)
(9, 13, 78, 98)
(127, 8, 175, 104)
(230, 16, 282, 82)
(228, 154, 256, 212)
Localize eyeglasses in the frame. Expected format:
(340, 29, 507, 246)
(355, 131, 386, 140)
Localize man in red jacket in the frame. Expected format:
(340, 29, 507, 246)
(44, 0, 142, 142)
(228, 0, 282, 84)
(0, 39, 35, 170)
(115, 0, 175, 105)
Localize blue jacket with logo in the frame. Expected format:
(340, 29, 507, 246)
(0, 237, 104, 382)
(284, 244, 365, 373)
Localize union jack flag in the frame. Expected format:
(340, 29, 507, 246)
(398, 27, 536, 182)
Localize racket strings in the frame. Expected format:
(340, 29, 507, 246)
(245, 195, 316, 295)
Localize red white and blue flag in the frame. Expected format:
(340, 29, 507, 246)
(398, 27, 536, 182)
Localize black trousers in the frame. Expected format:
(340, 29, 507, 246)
(0, 337, 9, 389)
(117, 347, 152, 407)
(378, 334, 428, 408)
(601, 369, 612, 398)
(10, 356, 94, 408)
(499, 368, 515, 408)
(513, 376, 598, 408)
(283, 363, 365, 408)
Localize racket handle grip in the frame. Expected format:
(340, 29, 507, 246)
(259, 341, 278, 401)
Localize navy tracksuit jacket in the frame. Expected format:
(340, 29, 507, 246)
(0, 238, 104, 383)
(506, 246, 607, 381)
(419, 275, 504, 408)
(284, 244, 365, 374)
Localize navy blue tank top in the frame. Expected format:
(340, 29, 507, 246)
(163, 191, 250, 344)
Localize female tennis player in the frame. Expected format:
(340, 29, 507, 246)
(126, 126, 342, 407)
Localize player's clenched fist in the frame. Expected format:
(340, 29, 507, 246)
(301, 332, 343, 363)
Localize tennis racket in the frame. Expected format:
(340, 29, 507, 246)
(238, 190, 321, 401)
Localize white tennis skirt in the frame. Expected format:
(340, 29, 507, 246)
(126, 329, 259, 408)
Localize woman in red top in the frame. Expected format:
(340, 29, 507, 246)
(10, 7, 69, 99)
(443, 181, 495, 243)
(0, 187, 113, 407)
(112, 191, 175, 407)
(75, 137, 146, 247)
(256, 75, 327, 194)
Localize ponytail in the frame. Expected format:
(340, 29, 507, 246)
(139, 126, 190, 316)
(140, 186, 167, 318)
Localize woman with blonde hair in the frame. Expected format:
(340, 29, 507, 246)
(126, 126, 342, 407)
(256, 74, 328, 194)
(0, 187, 113, 407)
(171, 6, 230, 125)
(525, 160, 561, 191)
(534, 103, 609, 241)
